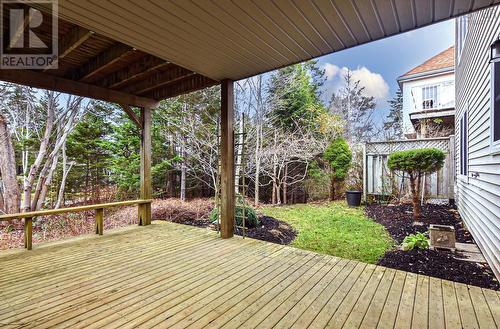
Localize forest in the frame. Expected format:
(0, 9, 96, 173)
(0, 60, 403, 215)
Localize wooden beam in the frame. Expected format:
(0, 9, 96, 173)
(146, 75, 218, 100)
(44, 26, 94, 71)
(70, 44, 133, 82)
(220, 79, 235, 239)
(122, 66, 194, 95)
(0, 69, 159, 108)
(120, 104, 142, 129)
(98, 55, 168, 89)
(139, 107, 152, 226)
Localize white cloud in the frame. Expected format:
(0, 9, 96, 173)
(323, 63, 340, 80)
(322, 63, 389, 102)
(350, 66, 389, 101)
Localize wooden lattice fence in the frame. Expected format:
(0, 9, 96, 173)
(363, 137, 455, 201)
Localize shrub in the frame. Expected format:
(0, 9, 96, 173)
(388, 148, 445, 221)
(209, 196, 260, 228)
(323, 138, 352, 200)
(402, 232, 429, 251)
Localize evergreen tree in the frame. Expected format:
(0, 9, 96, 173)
(267, 60, 326, 132)
(329, 70, 376, 143)
(65, 102, 114, 202)
(384, 87, 403, 140)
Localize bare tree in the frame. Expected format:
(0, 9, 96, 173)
(0, 112, 20, 214)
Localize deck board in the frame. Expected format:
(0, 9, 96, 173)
(0, 221, 498, 328)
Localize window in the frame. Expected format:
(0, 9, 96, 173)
(457, 16, 468, 63)
(422, 85, 438, 109)
(460, 110, 468, 176)
(492, 60, 500, 149)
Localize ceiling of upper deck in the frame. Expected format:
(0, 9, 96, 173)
(56, 0, 500, 81)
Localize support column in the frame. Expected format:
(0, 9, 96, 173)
(139, 107, 152, 226)
(220, 80, 235, 238)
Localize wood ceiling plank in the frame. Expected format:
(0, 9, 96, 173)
(98, 55, 169, 89)
(122, 66, 195, 95)
(44, 26, 94, 71)
(69, 43, 134, 82)
(145, 75, 218, 100)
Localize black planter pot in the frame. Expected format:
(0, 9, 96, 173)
(346, 191, 362, 207)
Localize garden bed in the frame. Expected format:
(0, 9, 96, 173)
(366, 203, 473, 244)
(366, 203, 499, 290)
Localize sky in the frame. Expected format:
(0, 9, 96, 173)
(314, 19, 455, 126)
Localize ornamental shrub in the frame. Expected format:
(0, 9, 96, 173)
(388, 148, 445, 221)
(402, 232, 429, 251)
(210, 195, 260, 228)
(323, 138, 352, 200)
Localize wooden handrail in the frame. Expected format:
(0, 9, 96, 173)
(0, 199, 152, 221)
(0, 199, 152, 250)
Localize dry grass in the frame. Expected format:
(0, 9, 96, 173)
(0, 198, 214, 250)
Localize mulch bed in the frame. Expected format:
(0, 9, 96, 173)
(234, 216, 296, 245)
(366, 203, 499, 290)
(366, 203, 473, 244)
(378, 249, 499, 290)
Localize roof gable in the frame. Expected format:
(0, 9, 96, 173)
(401, 46, 455, 78)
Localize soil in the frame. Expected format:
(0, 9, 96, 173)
(378, 249, 499, 290)
(366, 203, 499, 290)
(366, 203, 473, 244)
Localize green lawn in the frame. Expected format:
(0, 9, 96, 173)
(261, 201, 394, 264)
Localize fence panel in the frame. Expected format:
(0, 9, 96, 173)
(363, 137, 455, 201)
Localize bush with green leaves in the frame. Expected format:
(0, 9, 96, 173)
(323, 138, 352, 200)
(402, 232, 429, 251)
(388, 148, 445, 221)
(210, 196, 260, 228)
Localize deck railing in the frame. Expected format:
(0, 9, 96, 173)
(0, 199, 152, 250)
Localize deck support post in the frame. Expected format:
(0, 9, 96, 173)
(24, 217, 32, 250)
(95, 208, 104, 235)
(139, 106, 152, 226)
(220, 79, 235, 239)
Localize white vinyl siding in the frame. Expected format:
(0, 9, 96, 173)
(456, 16, 468, 64)
(460, 110, 468, 176)
(455, 6, 500, 280)
(492, 60, 500, 151)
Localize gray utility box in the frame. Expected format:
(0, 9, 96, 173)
(429, 224, 456, 250)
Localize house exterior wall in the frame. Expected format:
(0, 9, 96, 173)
(400, 72, 455, 136)
(455, 6, 500, 279)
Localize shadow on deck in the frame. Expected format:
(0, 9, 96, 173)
(0, 221, 498, 328)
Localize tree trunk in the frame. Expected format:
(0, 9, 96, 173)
(283, 163, 288, 204)
(36, 152, 59, 210)
(180, 145, 186, 202)
(55, 154, 74, 210)
(0, 113, 20, 213)
(23, 95, 55, 211)
(254, 125, 261, 206)
(271, 131, 278, 205)
(409, 173, 421, 221)
(330, 176, 336, 201)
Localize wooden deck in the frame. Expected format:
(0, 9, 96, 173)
(0, 222, 498, 328)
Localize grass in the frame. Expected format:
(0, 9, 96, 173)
(261, 201, 394, 264)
